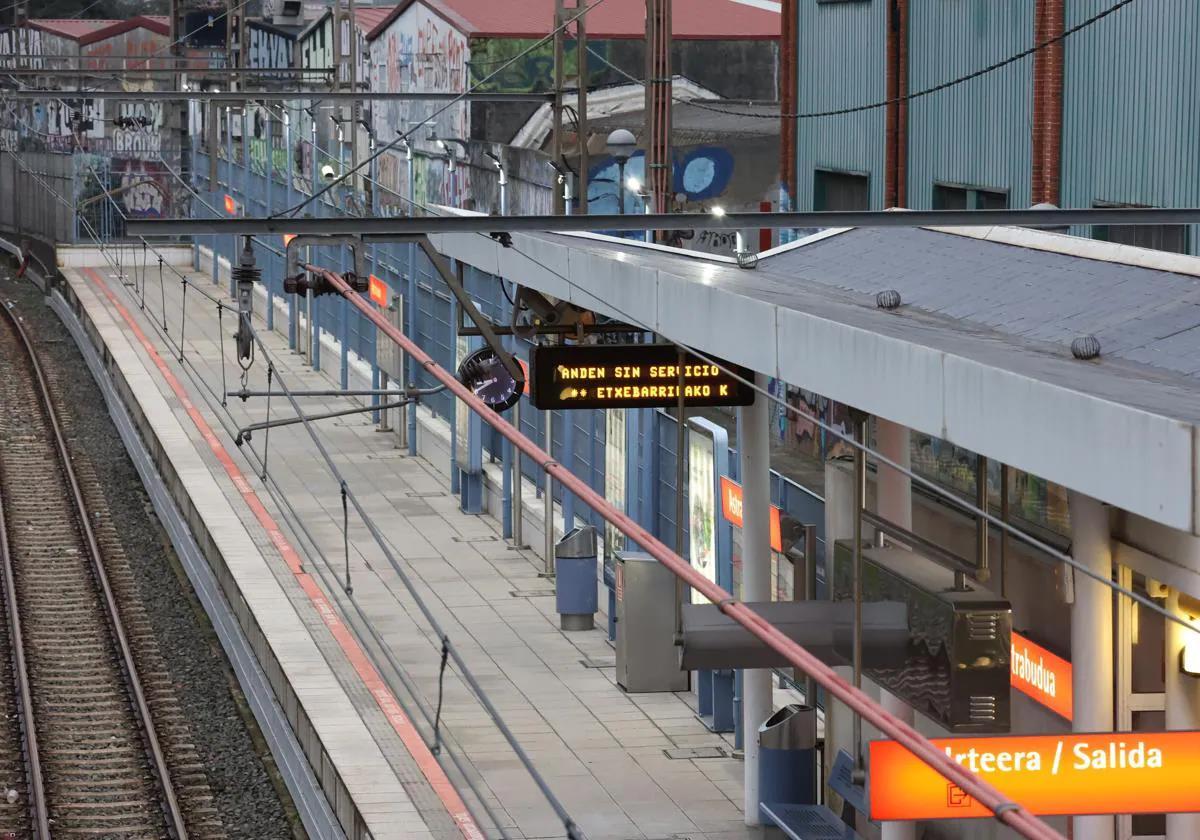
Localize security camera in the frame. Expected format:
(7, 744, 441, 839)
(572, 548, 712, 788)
(321, 164, 335, 181)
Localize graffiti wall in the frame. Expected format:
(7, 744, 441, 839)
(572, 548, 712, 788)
(370, 3, 469, 150)
(246, 23, 294, 81)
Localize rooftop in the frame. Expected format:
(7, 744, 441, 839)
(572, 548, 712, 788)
(430, 220, 1200, 535)
(369, 0, 779, 40)
(29, 16, 170, 44)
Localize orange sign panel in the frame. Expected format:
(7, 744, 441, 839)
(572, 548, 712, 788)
(518, 357, 529, 395)
(1011, 631, 1072, 721)
(283, 234, 296, 247)
(223, 194, 238, 215)
(368, 274, 388, 307)
(870, 732, 1200, 820)
(719, 476, 782, 553)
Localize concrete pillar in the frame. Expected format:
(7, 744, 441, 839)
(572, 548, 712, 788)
(739, 373, 772, 825)
(1068, 491, 1114, 840)
(875, 418, 915, 840)
(1166, 590, 1200, 839)
(823, 459, 855, 800)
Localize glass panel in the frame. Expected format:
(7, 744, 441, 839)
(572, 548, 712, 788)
(932, 184, 968, 210)
(975, 189, 1009, 210)
(1131, 710, 1166, 835)
(814, 169, 869, 211)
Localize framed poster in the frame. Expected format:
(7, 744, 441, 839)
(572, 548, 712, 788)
(688, 425, 716, 603)
(604, 408, 626, 561)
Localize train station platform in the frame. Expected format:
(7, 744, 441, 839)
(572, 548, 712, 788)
(55, 248, 772, 840)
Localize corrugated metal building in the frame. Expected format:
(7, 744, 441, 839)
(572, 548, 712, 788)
(790, 0, 1200, 255)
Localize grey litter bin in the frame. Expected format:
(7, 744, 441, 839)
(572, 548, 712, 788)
(555, 526, 598, 631)
(758, 704, 817, 807)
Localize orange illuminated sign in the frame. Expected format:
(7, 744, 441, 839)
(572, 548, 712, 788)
(518, 357, 529, 395)
(1011, 631, 1072, 721)
(870, 732, 1200, 820)
(719, 476, 782, 553)
(223, 194, 237, 215)
(283, 234, 296, 247)
(368, 274, 388, 307)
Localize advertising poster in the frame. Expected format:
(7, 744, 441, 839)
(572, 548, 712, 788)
(604, 409, 626, 560)
(688, 426, 716, 604)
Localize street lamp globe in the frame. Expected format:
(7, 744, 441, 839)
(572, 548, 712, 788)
(605, 128, 637, 162)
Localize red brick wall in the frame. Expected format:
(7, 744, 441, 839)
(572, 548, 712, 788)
(1032, 0, 1064, 205)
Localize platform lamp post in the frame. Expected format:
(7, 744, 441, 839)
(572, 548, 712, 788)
(606, 128, 637, 216)
(433, 134, 470, 208)
(626, 177, 652, 243)
(485, 150, 507, 215)
(548, 160, 572, 215)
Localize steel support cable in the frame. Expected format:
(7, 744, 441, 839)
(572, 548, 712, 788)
(241, 311, 586, 840)
(271, 0, 614, 221)
(313, 265, 1064, 840)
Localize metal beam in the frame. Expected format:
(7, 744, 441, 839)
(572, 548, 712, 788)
(0, 67, 332, 75)
(128, 207, 1200, 237)
(0, 89, 554, 102)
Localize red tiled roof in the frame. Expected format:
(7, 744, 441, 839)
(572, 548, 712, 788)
(28, 19, 121, 39)
(368, 0, 778, 40)
(355, 6, 396, 32)
(29, 15, 170, 44)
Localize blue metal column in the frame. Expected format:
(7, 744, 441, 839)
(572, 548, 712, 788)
(310, 122, 321, 371)
(264, 109, 275, 331)
(562, 411, 576, 529)
(283, 109, 296, 349)
(405, 148, 417, 455)
(449, 293, 460, 495)
(230, 106, 241, 298)
(369, 142, 381, 422)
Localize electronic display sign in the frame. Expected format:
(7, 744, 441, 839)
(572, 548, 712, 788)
(529, 344, 755, 410)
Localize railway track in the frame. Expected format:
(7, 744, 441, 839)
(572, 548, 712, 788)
(0, 300, 194, 839)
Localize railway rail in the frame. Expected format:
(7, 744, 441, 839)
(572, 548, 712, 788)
(0, 299, 196, 839)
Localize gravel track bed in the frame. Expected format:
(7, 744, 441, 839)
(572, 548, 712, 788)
(1, 270, 300, 840)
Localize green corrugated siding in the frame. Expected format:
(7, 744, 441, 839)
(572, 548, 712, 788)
(795, 0, 887, 210)
(906, 0, 1034, 210)
(1061, 0, 1200, 253)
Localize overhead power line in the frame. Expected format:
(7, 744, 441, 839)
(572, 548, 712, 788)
(616, 0, 1141, 120)
(270, 0, 615, 221)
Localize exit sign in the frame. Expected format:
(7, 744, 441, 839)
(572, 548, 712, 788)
(529, 344, 755, 410)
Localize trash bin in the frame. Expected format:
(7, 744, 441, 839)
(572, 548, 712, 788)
(556, 526, 598, 631)
(758, 704, 817, 807)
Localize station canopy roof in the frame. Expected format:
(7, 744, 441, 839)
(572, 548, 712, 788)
(431, 220, 1200, 536)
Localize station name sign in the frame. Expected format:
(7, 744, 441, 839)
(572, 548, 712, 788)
(1011, 631, 1072, 721)
(529, 344, 755, 410)
(870, 731, 1200, 820)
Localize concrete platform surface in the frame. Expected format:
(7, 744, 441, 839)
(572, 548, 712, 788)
(64, 259, 772, 840)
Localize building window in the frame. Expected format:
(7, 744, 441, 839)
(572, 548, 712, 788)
(1093, 203, 1188, 254)
(932, 183, 1008, 210)
(814, 169, 869, 211)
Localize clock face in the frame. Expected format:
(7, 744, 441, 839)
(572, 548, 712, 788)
(456, 347, 523, 412)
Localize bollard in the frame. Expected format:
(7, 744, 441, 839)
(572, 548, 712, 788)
(555, 526, 598, 631)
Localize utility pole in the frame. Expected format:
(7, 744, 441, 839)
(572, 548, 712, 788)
(552, 0, 588, 215)
(644, 0, 672, 240)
